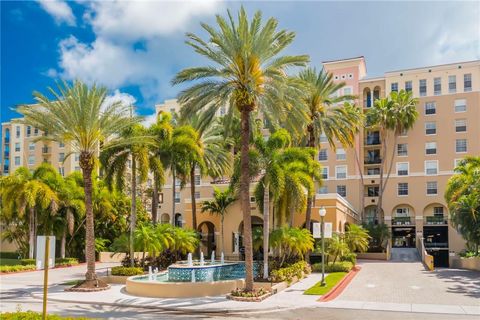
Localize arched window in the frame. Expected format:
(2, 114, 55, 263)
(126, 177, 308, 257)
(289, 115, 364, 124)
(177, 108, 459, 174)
(160, 213, 170, 224)
(174, 213, 183, 227)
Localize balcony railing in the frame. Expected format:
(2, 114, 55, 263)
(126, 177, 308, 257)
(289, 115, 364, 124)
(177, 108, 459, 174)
(425, 216, 448, 225)
(392, 216, 412, 225)
(364, 158, 382, 165)
(364, 138, 381, 146)
(42, 147, 50, 154)
(425, 242, 448, 248)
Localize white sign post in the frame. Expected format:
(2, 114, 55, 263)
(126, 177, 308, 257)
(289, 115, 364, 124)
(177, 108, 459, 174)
(324, 223, 333, 239)
(312, 223, 321, 239)
(36, 236, 55, 270)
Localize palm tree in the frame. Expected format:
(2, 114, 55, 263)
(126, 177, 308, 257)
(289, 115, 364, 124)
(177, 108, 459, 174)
(367, 89, 418, 217)
(17, 80, 138, 287)
(297, 67, 361, 240)
(172, 7, 308, 291)
(344, 224, 370, 253)
(269, 226, 314, 267)
(0, 166, 58, 259)
(100, 123, 160, 267)
(201, 187, 236, 253)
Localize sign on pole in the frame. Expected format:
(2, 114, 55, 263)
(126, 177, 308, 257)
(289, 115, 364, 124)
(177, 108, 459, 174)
(324, 223, 333, 238)
(36, 236, 55, 270)
(312, 223, 321, 238)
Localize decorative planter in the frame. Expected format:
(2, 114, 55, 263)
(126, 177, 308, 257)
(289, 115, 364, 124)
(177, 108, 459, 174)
(226, 291, 272, 302)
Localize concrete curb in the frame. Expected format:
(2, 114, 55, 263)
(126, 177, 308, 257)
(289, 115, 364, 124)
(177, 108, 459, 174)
(319, 266, 361, 302)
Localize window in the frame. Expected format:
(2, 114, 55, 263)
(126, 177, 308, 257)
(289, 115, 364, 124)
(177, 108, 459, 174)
(321, 167, 328, 180)
(396, 207, 409, 217)
(28, 155, 35, 165)
(16, 126, 21, 138)
(59, 153, 65, 162)
(425, 142, 437, 155)
(425, 122, 436, 135)
(336, 148, 346, 160)
(419, 79, 427, 96)
(195, 174, 201, 186)
(29, 142, 35, 151)
(250, 196, 256, 203)
(175, 179, 181, 187)
(194, 192, 200, 199)
(75, 166, 80, 172)
(159, 193, 164, 204)
(448, 75, 456, 93)
(456, 139, 467, 153)
(434, 77, 441, 95)
(343, 87, 352, 95)
(397, 143, 408, 156)
(15, 143, 20, 152)
(367, 167, 380, 175)
(59, 142, 65, 148)
(336, 166, 347, 179)
(397, 183, 408, 196)
(34, 128, 38, 136)
(454, 99, 466, 112)
(425, 160, 438, 175)
(366, 186, 379, 197)
(175, 192, 181, 203)
(464, 73, 472, 92)
(426, 181, 437, 195)
(455, 119, 467, 132)
(14, 156, 20, 166)
(74, 153, 80, 161)
(397, 162, 409, 176)
(318, 186, 328, 194)
(454, 158, 462, 169)
(336, 185, 347, 197)
(318, 149, 328, 161)
(58, 167, 65, 176)
(405, 81, 412, 92)
(319, 133, 327, 143)
(26, 126, 31, 136)
(425, 102, 436, 115)
(391, 82, 398, 92)
(434, 207, 444, 215)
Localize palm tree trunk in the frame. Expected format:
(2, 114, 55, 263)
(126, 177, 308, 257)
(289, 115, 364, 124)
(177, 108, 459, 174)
(190, 165, 197, 230)
(377, 129, 387, 219)
(130, 157, 137, 267)
(382, 134, 399, 191)
(151, 178, 159, 224)
(263, 182, 270, 279)
(305, 124, 316, 262)
(28, 207, 35, 259)
(80, 155, 96, 281)
(171, 167, 176, 225)
(353, 145, 366, 221)
(61, 228, 66, 259)
(221, 215, 225, 254)
(240, 108, 254, 291)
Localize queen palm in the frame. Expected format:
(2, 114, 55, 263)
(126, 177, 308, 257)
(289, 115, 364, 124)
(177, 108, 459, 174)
(17, 80, 138, 287)
(0, 166, 58, 258)
(297, 67, 361, 238)
(100, 123, 161, 266)
(172, 7, 309, 291)
(367, 89, 418, 217)
(201, 187, 236, 254)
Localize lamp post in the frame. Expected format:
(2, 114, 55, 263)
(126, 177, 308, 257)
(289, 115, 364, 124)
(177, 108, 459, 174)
(319, 206, 326, 286)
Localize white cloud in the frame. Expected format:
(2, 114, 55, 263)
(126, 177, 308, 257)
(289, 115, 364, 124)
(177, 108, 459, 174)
(37, 0, 76, 26)
(101, 90, 136, 116)
(141, 113, 158, 127)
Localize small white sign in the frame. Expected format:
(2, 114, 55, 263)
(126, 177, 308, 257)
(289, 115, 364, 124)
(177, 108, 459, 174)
(35, 236, 55, 270)
(312, 222, 333, 239)
(324, 223, 333, 238)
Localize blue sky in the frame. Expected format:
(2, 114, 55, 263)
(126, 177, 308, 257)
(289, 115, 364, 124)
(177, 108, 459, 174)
(1, 0, 479, 124)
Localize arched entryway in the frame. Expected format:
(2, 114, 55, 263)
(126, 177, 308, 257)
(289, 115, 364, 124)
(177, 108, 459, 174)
(174, 213, 183, 227)
(160, 213, 170, 224)
(364, 205, 378, 224)
(391, 204, 415, 247)
(238, 216, 263, 260)
(198, 221, 216, 257)
(423, 203, 449, 267)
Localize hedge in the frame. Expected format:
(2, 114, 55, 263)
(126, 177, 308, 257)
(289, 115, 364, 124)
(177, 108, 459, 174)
(0, 265, 36, 273)
(311, 261, 353, 273)
(55, 258, 79, 267)
(1, 311, 92, 319)
(20, 259, 36, 266)
(0, 252, 19, 259)
(111, 266, 144, 276)
(270, 261, 311, 283)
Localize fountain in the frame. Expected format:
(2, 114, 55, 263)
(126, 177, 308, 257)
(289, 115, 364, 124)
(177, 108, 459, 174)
(221, 252, 225, 264)
(187, 253, 193, 267)
(191, 269, 196, 282)
(148, 266, 153, 281)
(200, 251, 204, 266)
(211, 250, 215, 264)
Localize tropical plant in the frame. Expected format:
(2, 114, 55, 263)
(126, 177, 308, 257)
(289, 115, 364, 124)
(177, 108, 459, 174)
(172, 7, 309, 291)
(297, 67, 362, 240)
(363, 223, 391, 252)
(201, 187, 236, 253)
(269, 226, 314, 267)
(325, 234, 350, 265)
(344, 224, 370, 253)
(17, 80, 138, 286)
(367, 89, 418, 217)
(445, 156, 480, 252)
(0, 166, 58, 259)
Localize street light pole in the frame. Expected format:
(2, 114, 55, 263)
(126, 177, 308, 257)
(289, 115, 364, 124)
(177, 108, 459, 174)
(319, 206, 326, 286)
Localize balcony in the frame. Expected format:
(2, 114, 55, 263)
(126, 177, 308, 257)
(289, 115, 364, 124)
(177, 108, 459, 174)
(392, 216, 412, 226)
(364, 158, 381, 165)
(42, 147, 51, 154)
(364, 137, 381, 146)
(425, 215, 448, 225)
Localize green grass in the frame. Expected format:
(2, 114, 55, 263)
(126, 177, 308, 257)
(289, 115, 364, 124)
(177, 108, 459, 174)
(60, 279, 83, 286)
(304, 272, 347, 295)
(0, 258, 21, 266)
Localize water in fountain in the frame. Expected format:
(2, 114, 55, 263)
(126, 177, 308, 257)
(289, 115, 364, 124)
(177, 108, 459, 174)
(200, 252, 204, 266)
(211, 250, 215, 264)
(148, 266, 153, 281)
(191, 269, 196, 282)
(221, 252, 225, 264)
(187, 252, 193, 267)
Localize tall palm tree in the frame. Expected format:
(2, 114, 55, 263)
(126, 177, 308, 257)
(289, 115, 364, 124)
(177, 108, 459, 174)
(0, 166, 58, 258)
(172, 7, 309, 291)
(100, 123, 160, 267)
(367, 89, 418, 217)
(201, 187, 236, 253)
(17, 80, 138, 287)
(297, 67, 361, 239)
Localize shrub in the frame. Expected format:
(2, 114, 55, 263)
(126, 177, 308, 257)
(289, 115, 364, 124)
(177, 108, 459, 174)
(231, 287, 268, 297)
(1, 311, 91, 319)
(311, 261, 353, 273)
(270, 261, 310, 283)
(20, 259, 36, 266)
(111, 266, 144, 276)
(0, 264, 36, 273)
(340, 252, 357, 264)
(0, 252, 20, 259)
(55, 258, 79, 267)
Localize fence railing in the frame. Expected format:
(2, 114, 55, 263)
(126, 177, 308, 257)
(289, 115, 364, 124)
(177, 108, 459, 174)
(417, 237, 434, 271)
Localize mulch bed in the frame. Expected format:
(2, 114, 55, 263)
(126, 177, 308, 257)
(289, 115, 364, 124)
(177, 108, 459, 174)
(226, 291, 272, 302)
(65, 279, 110, 292)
